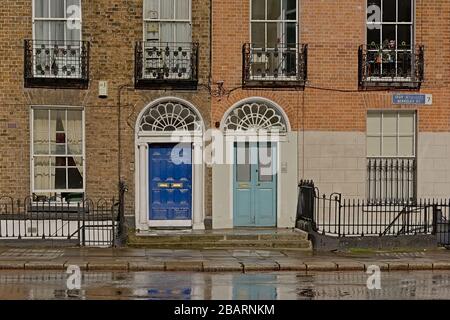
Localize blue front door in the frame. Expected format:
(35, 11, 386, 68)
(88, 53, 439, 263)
(149, 143, 192, 220)
(233, 142, 277, 227)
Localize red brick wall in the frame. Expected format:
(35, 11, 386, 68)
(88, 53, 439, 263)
(212, 0, 450, 133)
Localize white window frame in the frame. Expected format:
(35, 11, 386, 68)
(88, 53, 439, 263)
(143, 0, 192, 43)
(30, 106, 86, 202)
(367, 110, 416, 158)
(250, 0, 299, 48)
(32, 0, 82, 43)
(366, 0, 415, 80)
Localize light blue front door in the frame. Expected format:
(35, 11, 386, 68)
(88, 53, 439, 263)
(149, 143, 192, 220)
(233, 142, 277, 227)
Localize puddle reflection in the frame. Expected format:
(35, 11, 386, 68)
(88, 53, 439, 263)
(0, 271, 448, 300)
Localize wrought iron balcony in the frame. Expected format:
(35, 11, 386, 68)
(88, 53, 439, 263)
(24, 40, 90, 89)
(359, 44, 424, 90)
(135, 42, 199, 90)
(242, 43, 307, 88)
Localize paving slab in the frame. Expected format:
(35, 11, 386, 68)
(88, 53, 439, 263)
(276, 259, 307, 271)
(242, 261, 280, 272)
(433, 262, 450, 270)
(334, 261, 366, 271)
(24, 262, 66, 270)
(128, 261, 165, 271)
(63, 261, 89, 271)
(165, 260, 203, 272)
(0, 262, 25, 270)
(304, 261, 337, 271)
(407, 262, 434, 270)
(87, 262, 129, 271)
(386, 261, 409, 271)
(203, 261, 243, 272)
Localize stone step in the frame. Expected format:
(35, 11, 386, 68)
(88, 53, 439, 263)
(131, 230, 309, 243)
(128, 239, 312, 250)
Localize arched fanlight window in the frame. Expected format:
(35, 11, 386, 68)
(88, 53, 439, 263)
(139, 100, 202, 132)
(223, 101, 287, 132)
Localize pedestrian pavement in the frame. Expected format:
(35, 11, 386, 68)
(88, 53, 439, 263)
(0, 246, 448, 272)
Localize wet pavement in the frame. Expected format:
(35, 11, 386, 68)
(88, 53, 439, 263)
(0, 270, 449, 300)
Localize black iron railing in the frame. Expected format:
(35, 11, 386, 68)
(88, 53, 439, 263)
(242, 43, 307, 87)
(0, 196, 118, 247)
(367, 157, 416, 204)
(135, 41, 199, 90)
(24, 40, 90, 88)
(358, 44, 424, 89)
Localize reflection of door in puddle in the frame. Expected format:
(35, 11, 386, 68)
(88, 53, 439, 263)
(232, 274, 277, 300)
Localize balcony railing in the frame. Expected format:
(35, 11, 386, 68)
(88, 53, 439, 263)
(135, 41, 199, 90)
(367, 157, 416, 204)
(359, 44, 424, 90)
(24, 40, 90, 89)
(242, 43, 307, 88)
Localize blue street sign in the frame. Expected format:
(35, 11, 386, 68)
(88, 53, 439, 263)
(392, 94, 432, 105)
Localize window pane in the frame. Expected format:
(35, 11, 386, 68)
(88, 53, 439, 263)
(383, 136, 397, 156)
(34, 157, 50, 190)
(50, 110, 66, 155)
(283, 0, 296, 20)
(68, 167, 83, 189)
(144, 0, 159, 19)
(399, 136, 414, 156)
(383, 113, 397, 135)
(267, 0, 281, 20)
(398, 0, 412, 22)
(54, 167, 66, 189)
(50, 21, 65, 43)
(399, 113, 414, 134)
(67, 110, 83, 155)
(174, 23, 191, 43)
(236, 143, 251, 182)
(251, 22, 265, 47)
(35, 21, 50, 41)
(35, 0, 49, 18)
(160, 23, 173, 42)
(382, 0, 396, 22)
(267, 22, 278, 47)
(367, 27, 380, 47)
(50, 0, 65, 18)
(55, 157, 66, 166)
(161, 0, 174, 19)
(397, 25, 411, 49)
(367, 136, 381, 156)
(367, 113, 381, 134)
(259, 143, 273, 182)
(382, 24, 396, 48)
(175, 0, 189, 20)
(252, 0, 265, 20)
(34, 109, 49, 155)
(285, 22, 296, 45)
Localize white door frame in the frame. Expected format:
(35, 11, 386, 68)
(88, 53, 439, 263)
(134, 97, 205, 231)
(220, 97, 291, 228)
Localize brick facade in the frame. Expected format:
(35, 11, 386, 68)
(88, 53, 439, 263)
(1, 1, 450, 228)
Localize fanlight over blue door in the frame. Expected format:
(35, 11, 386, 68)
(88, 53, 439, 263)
(149, 143, 192, 220)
